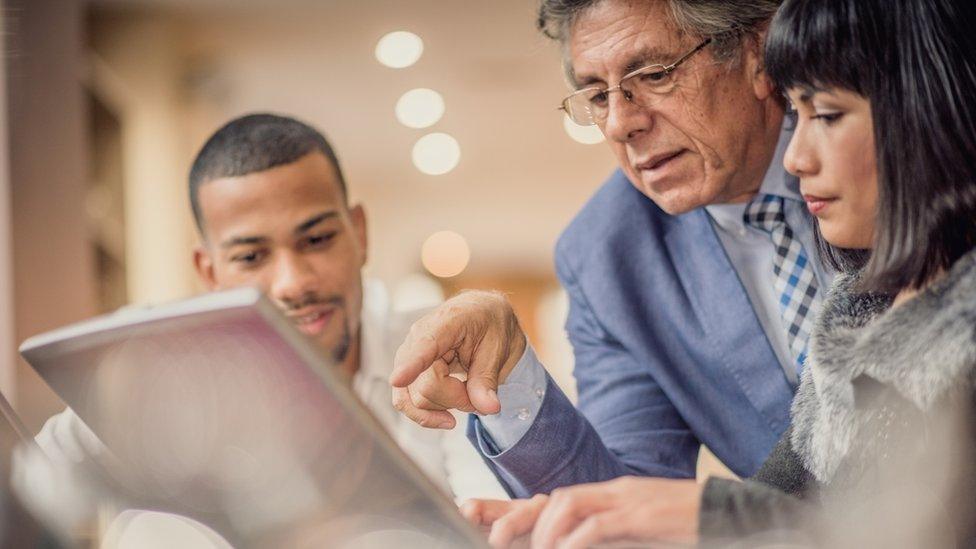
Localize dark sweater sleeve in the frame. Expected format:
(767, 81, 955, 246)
(698, 427, 821, 542)
(751, 426, 817, 496)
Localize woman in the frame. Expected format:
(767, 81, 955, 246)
(464, 0, 976, 546)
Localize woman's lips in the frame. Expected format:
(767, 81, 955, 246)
(803, 194, 836, 215)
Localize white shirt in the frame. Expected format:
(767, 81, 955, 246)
(703, 127, 832, 385)
(16, 280, 505, 533)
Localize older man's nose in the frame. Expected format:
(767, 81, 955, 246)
(602, 91, 651, 143)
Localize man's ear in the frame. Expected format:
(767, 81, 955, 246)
(193, 246, 219, 290)
(349, 203, 368, 267)
(744, 31, 776, 101)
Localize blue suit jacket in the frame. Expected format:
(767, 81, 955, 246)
(469, 170, 798, 498)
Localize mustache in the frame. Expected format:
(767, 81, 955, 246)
(278, 293, 344, 311)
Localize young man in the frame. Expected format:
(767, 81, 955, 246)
(22, 114, 503, 532)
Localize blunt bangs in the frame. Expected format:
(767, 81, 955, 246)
(765, 0, 869, 99)
(766, 0, 976, 293)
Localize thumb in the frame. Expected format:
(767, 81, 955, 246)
(465, 330, 526, 415)
(466, 367, 501, 415)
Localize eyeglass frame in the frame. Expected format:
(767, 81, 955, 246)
(558, 37, 713, 126)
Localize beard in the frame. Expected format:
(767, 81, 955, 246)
(279, 291, 354, 367)
(329, 322, 352, 364)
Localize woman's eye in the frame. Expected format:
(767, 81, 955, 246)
(811, 112, 843, 124)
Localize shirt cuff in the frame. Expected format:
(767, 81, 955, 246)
(477, 345, 547, 450)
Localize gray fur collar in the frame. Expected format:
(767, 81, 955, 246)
(790, 250, 976, 482)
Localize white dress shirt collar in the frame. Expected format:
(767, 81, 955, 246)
(705, 125, 800, 234)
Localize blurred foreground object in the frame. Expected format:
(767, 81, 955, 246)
(702, 381, 976, 548)
(18, 288, 487, 548)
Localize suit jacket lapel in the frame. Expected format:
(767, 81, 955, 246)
(663, 208, 794, 433)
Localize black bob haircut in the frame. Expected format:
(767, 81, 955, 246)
(188, 113, 347, 234)
(765, 0, 976, 293)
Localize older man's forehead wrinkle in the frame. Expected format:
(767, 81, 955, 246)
(569, 6, 683, 88)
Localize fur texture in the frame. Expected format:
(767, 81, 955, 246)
(790, 249, 976, 482)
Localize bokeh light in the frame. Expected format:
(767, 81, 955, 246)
(562, 114, 605, 144)
(375, 31, 424, 69)
(421, 231, 470, 278)
(412, 133, 460, 175)
(395, 88, 445, 129)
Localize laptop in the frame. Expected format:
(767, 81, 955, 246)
(19, 288, 488, 548)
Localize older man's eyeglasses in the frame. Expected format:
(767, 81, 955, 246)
(559, 38, 712, 126)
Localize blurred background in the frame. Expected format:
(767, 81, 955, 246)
(0, 0, 620, 431)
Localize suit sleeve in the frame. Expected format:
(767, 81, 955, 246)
(466, 249, 700, 497)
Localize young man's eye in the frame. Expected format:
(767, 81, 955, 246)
(305, 232, 337, 247)
(231, 250, 265, 266)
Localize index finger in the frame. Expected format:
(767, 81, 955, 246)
(459, 498, 512, 526)
(532, 484, 614, 549)
(389, 316, 462, 388)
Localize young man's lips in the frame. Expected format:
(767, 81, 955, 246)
(289, 308, 336, 336)
(803, 194, 836, 215)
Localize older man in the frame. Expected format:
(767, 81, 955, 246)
(391, 0, 830, 498)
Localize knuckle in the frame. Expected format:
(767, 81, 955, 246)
(410, 384, 446, 411)
(495, 512, 524, 537)
(493, 512, 511, 528)
(404, 319, 425, 339)
(611, 476, 633, 491)
(583, 514, 605, 535)
(458, 500, 480, 518)
(392, 345, 408, 364)
(412, 393, 438, 410)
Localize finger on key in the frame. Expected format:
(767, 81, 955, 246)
(489, 494, 549, 549)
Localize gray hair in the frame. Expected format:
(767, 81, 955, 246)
(537, 0, 782, 65)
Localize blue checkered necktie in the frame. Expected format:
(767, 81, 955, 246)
(743, 194, 819, 375)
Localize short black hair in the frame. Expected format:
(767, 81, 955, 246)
(766, 0, 976, 293)
(188, 113, 347, 234)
